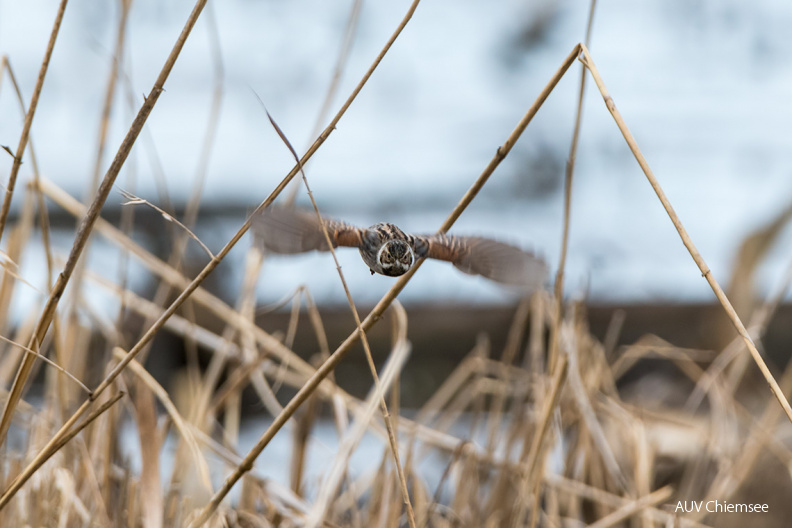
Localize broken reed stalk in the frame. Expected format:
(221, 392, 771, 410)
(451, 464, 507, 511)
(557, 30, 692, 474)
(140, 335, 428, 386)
(578, 44, 792, 426)
(0, 0, 423, 511)
(0, 0, 68, 244)
(189, 43, 583, 526)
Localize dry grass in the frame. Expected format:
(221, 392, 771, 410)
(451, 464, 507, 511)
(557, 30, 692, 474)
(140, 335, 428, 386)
(1, 0, 792, 527)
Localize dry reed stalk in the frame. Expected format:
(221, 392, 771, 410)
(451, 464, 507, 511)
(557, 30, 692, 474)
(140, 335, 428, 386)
(614, 340, 715, 372)
(0, 333, 88, 394)
(90, 0, 131, 195)
(548, 1, 596, 374)
(305, 305, 409, 527)
(37, 177, 319, 379)
(178, 1, 224, 241)
(587, 485, 673, 528)
(686, 248, 792, 412)
(0, 0, 211, 453)
(483, 295, 532, 454)
(546, 474, 701, 527)
(579, 43, 792, 425)
(0, 0, 68, 243)
(134, 377, 164, 528)
(0, 59, 53, 290)
(300, 288, 353, 438)
(602, 308, 625, 360)
(5, 8, 790, 526)
(190, 42, 583, 526)
(289, 382, 318, 498)
(83, 266, 481, 465)
(564, 322, 630, 493)
(63, 0, 131, 409)
(0, 189, 39, 384)
(285, 0, 364, 207)
(193, 252, 264, 428)
(507, 22, 596, 519)
(123, 10, 223, 459)
(119, 190, 214, 259)
(262, 99, 417, 527)
(689, 359, 792, 522)
(110, 347, 212, 493)
(631, 419, 654, 527)
(2, 72, 57, 391)
(3, 391, 123, 501)
(515, 351, 569, 524)
(415, 354, 482, 427)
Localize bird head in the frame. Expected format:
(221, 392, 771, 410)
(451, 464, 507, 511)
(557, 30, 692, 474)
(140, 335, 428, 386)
(377, 240, 414, 276)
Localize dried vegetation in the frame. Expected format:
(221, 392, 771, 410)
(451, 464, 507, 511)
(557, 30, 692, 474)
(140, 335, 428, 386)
(1, 0, 792, 527)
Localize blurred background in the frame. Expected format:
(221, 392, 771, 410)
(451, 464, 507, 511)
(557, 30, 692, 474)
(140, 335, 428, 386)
(2, 0, 792, 406)
(3, 1, 792, 525)
(1, 0, 790, 311)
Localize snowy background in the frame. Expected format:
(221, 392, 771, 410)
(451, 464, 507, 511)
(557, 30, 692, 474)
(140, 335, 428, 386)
(1, 0, 792, 311)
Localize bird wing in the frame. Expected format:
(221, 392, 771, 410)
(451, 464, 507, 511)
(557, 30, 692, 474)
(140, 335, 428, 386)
(413, 234, 547, 288)
(253, 205, 365, 254)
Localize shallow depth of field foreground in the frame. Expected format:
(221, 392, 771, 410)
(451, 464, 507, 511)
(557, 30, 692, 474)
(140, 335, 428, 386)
(2, 0, 792, 527)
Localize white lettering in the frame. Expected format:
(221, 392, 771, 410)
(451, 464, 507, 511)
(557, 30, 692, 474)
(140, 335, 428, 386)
(676, 501, 692, 513)
(678, 500, 768, 514)
(674, 501, 702, 513)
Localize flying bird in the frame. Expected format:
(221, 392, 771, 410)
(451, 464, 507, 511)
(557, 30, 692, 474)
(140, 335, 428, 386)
(253, 206, 547, 289)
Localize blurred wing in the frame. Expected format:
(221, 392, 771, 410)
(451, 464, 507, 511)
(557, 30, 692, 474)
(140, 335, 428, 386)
(253, 206, 364, 254)
(414, 234, 547, 289)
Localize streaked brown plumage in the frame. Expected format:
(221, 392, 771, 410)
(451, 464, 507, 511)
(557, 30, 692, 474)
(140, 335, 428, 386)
(253, 206, 547, 289)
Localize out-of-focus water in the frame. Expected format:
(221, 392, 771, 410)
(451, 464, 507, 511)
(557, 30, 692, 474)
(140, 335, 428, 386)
(1, 0, 792, 313)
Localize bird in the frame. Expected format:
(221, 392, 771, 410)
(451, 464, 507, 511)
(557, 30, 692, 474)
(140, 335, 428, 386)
(252, 205, 547, 289)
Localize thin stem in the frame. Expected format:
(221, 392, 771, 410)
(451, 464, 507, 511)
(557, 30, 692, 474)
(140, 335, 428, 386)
(189, 42, 582, 527)
(0, 0, 211, 503)
(261, 107, 416, 527)
(0, 0, 69, 243)
(0, 0, 423, 511)
(548, 0, 596, 371)
(579, 43, 792, 425)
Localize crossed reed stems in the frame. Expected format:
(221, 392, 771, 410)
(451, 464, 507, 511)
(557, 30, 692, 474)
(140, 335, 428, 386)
(0, 0, 789, 525)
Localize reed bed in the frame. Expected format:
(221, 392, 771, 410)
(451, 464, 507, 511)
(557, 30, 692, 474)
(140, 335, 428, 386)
(2, 0, 792, 526)
(2, 211, 792, 527)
